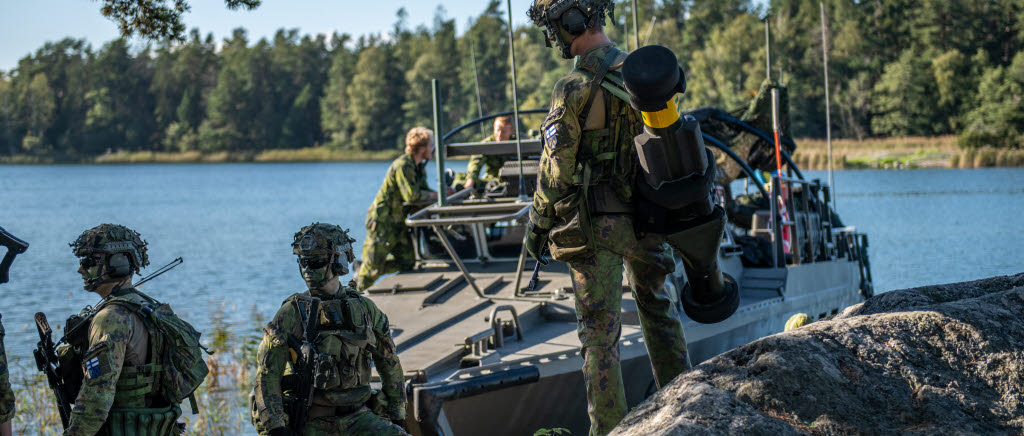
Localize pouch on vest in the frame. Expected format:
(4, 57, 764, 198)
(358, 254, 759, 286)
(548, 189, 594, 263)
(104, 403, 182, 436)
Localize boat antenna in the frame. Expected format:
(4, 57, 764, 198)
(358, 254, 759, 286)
(470, 37, 486, 137)
(820, 1, 836, 212)
(642, 15, 657, 47)
(632, 0, 640, 50)
(765, 17, 772, 82)
(506, 0, 527, 202)
(432, 79, 447, 206)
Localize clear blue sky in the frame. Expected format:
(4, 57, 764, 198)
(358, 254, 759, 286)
(0, 0, 538, 72)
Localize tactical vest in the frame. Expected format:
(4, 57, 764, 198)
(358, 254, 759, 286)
(543, 46, 644, 262)
(573, 46, 642, 216)
(288, 290, 376, 402)
(61, 288, 207, 435)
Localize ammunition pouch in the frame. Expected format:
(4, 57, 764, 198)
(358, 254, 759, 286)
(547, 190, 594, 263)
(104, 403, 182, 436)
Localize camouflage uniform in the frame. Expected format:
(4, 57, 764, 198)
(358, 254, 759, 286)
(0, 315, 13, 425)
(252, 287, 407, 436)
(356, 153, 435, 291)
(64, 224, 184, 436)
(465, 134, 513, 187)
(530, 44, 691, 436)
(65, 289, 168, 436)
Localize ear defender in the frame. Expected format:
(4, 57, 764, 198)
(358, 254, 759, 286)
(561, 7, 588, 35)
(107, 253, 132, 278)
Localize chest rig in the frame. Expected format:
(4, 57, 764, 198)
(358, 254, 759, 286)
(291, 290, 376, 394)
(573, 46, 641, 215)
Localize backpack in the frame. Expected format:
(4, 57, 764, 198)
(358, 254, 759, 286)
(103, 291, 211, 412)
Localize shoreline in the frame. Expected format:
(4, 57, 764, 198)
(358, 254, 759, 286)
(1, 137, 1022, 168)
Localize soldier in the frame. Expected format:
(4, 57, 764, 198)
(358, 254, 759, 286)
(463, 115, 515, 190)
(524, 2, 698, 434)
(252, 223, 408, 436)
(0, 314, 11, 436)
(62, 223, 202, 435)
(355, 127, 439, 291)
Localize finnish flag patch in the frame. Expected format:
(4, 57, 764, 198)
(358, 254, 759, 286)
(86, 357, 101, 379)
(545, 125, 558, 148)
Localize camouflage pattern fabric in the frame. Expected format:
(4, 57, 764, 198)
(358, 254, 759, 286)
(465, 134, 511, 187)
(302, 409, 407, 436)
(252, 286, 407, 435)
(356, 153, 434, 291)
(65, 290, 162, 436)
(0, 315, 13, 424)
(530, 44, 690, 436)
(569, 216, 689, 436)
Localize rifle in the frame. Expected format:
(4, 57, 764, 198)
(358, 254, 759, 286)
(525, 257, 544, 294)
(0, 226, 29, 285)
(33, 312, 73, 428)
(285, 296, 321, 435)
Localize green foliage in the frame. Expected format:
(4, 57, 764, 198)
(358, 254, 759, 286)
(97, 0, 260, 41)
(5, 0, 1024, 159)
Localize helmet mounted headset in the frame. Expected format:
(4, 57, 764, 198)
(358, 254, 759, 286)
(528, 0, 613, 59)
(71, 224, 149, 292)
(293, 223, 356, 289)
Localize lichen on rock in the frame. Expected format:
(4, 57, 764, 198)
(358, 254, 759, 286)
(611, 273, 1024, 435)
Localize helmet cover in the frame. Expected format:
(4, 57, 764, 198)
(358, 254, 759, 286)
(293, 223, 356, 287)
(70, 223, 149, 273)
(527, 0, 613, 59)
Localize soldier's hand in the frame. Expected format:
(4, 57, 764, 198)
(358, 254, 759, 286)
(464, 178, 475, 189)
(525, 222, 549, 265)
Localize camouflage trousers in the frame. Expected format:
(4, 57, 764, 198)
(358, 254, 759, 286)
(302, 408, 408, 436)
(567, 215, 690, 436)
(355, 222, 416, 291)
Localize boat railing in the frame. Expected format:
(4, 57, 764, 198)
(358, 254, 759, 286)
(760, 175, 844, 268)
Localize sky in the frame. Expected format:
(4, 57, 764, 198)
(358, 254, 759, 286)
(0, 0, 539, 72)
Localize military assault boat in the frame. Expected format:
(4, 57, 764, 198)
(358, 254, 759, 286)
(363, 85, 873, 434)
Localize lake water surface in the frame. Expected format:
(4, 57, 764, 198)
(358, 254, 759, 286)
(1, 164, 1022, 361)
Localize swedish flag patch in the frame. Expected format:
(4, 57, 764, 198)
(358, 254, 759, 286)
(86, 357, 101, 379)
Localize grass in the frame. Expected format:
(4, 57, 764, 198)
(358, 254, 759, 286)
(9, 303, 266, 435)
(792, 136, 1024, 169)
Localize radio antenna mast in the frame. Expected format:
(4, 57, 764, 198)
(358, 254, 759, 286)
(820, 1, 836, 212)
(470, 37, 485, 137)
(506, 0, 527, 202)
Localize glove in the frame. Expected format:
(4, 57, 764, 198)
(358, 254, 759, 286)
(268, 427, 294, 436)
(525, 221, 549, 265)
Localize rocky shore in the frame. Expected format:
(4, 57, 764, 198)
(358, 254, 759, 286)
(612, 273, 1024, 435)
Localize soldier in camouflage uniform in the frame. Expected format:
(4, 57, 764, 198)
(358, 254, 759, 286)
(464, 116, 515, 190)
(253, 223, 408, 436)
(355, 127, 439, 291)
(63, 224, 184, 435)
(524, 2, 692, 434)
(0, 313, 12, 436)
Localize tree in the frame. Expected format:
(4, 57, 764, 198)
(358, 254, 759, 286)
(97, 0, 260, 41)
(345, 42, 404, 151)
(19, 73, 56, 153)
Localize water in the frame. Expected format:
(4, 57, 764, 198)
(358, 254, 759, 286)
(1, 164, 1021, 362)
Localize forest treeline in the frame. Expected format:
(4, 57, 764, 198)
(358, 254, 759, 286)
(2, 0, 1023, 158)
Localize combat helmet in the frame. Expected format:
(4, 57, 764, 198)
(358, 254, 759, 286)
(527, 0, 614, 59)
(293, 223, 356, 287)
(70, 223, 149, 290)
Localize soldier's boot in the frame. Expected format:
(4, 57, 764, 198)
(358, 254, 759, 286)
(666, 207, 740, 324)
